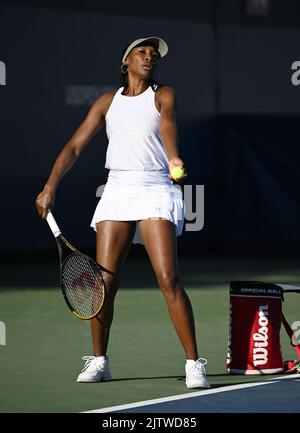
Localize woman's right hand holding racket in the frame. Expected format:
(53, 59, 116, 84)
(35, 185, 56, 220)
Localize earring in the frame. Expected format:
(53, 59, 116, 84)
(121, 64, 128, 73)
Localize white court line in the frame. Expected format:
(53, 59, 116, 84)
(82, 373, 299, 413)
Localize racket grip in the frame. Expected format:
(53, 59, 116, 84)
(46, 210, 61, 237)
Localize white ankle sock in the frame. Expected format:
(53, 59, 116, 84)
(95, 355, 106, 362)
(186, 359, 196, 367)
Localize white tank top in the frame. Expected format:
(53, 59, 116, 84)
(104, 86, 169, 172)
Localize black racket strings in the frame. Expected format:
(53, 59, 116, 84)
(62, 253, 105, 317)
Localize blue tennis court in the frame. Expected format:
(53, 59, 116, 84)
(85, 374, 300, 413)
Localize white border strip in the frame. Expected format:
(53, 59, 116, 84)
(82, 374, 299, 413)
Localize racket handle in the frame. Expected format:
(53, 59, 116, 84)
(46, 210, 61, 238)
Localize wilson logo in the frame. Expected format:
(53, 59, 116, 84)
(253, 305, 269, 366)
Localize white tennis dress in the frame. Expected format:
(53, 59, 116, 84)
(90, 86, 185, 245)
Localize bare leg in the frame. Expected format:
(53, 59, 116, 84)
(91, 220, 136, 356)
(138, 218, 199, 360)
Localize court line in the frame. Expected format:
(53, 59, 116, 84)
(82, 373, 299, 413)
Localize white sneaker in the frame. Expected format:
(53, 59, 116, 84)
(77, 355, 112, 383)
(185, 358, 211, 389)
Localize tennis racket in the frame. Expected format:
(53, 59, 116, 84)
(46, 210, 105, 320)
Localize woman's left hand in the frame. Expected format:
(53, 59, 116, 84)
(168, 157, 187, 182)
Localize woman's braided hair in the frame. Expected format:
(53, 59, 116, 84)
(120, 41, 163, 95)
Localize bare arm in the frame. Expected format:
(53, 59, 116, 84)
(157, 86, 187, 181)
(35, 90, 115, 219)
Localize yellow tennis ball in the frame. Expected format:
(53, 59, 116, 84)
(171, 167, 185, 181)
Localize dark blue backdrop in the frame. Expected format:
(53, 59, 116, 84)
(1, 4, 300, 255)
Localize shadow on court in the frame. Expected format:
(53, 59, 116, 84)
(107, 374, 287, 390)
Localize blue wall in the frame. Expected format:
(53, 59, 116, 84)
(1, 4, 300, 254)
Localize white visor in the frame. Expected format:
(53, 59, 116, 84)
(121, 36, 168, 64)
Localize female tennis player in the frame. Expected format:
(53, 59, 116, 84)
(35, 36, 210, 389)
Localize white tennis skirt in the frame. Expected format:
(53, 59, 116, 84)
(90, 170, 185, 245)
